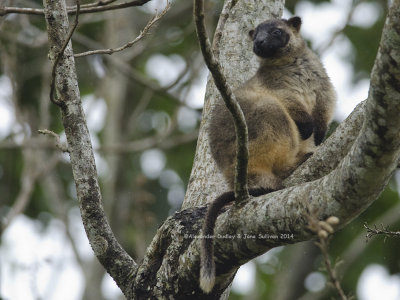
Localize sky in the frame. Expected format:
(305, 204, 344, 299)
(2, 0, 400, 299)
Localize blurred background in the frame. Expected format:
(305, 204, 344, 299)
(1, 0, 399, 299)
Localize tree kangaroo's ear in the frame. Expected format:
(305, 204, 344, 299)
(287, 16, 302, 32)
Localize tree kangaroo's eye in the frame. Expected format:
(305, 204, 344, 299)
(272, 29, 282, 36)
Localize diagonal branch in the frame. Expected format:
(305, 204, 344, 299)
(74, 1, 170, 58)
(173, 1, 400, 297)
(193, 0, 249, 202)
(191, 0, 400, 287)
(285, 100, 365, 187)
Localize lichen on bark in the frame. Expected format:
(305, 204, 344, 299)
(42, 0, 136, 298)
(42, 0, 400, 298)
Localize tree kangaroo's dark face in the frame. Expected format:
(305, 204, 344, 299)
(249, 17, 302, 59)
(249, 21, 290, 58)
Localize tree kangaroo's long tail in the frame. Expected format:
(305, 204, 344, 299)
(199, 188, 272, 293)
(199, 191, 235, 293)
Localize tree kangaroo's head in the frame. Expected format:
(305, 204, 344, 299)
(249, 17, 304, 59)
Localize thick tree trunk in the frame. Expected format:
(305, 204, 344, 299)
(42, 0, 400, 298)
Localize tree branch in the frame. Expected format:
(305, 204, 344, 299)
(185, 0, 400, 292)
(67, 0, 118, 10)
(0, 131, 198, 153)
(0, 0, 152, 16)
(72, 29, 196, 107)
(67, 0, 151, 15)
(364, 223, 400, 240)
(284, 100, 365, 187)
(101, 130, 199, 153)
(163, 1, 400, 297)
(49, 0, 80, 105)
(193, 0, 249, 202)
(0, 6, 43, 16)
(74, 1, 170, 58)
(42, 0, 136, 297)
(308, 216, 347, 300)
(301, 200, 400, 299)
(38, 129, 69, 152)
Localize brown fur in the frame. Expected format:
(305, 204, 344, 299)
(200, 17, 336, 293)
(209, 17, 335, 190)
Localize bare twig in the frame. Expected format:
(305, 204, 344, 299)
(0, 130, 198, 153)
(49, 0, 80, 105)
(101, 129, 199, 153)
(308, 216, 347, 300)
(67, 0, 151, 15)
(193, 0, 249, 202)
(74, 1, 170, 58)
(71, 26, 196, 107)
(38, 129, 69, 152)
(0, 0, 152, 16)
(66, 0, 117, 10)
(364, 223, 400, 241)
(0, 6, 43, 16)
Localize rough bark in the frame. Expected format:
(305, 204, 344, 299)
(181, 0, 400, 290)
(177, 0, 400, 298)
(42, 0, 136, 298)
(194, 0, 250, 202)
(42, 0, 400, 299)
